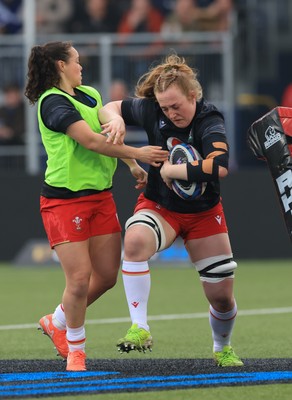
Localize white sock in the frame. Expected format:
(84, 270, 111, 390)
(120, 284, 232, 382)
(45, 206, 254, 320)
(209, 302, 237, 352)
(66, 325, 86, 353)
(122, 260, 150, 331)
(52, 304, 66, 330)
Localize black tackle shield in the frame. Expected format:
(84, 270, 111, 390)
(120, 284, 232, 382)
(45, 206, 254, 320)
(247, 107, 292, 243)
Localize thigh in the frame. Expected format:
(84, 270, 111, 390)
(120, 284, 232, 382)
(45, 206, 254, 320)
(54, 240, 92, 280)
(124, 208, 177, 260)
(185, 233, 233, 263)
(135, 209, 177, 244)
(89, 232, 121, 278)
(133, 193, 180, 246)
(180, 202, 228, 242)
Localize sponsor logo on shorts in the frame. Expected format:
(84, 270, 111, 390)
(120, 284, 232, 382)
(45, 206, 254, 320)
(72, 216, 83, 230)
(264, 126, 282, 149)
(215, 215, 222, 225)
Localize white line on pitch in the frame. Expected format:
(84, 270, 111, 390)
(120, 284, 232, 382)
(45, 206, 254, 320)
(0, 306, 292, 331)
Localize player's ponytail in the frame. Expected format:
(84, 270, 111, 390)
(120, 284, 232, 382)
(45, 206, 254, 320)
(24, 41, 72, 105)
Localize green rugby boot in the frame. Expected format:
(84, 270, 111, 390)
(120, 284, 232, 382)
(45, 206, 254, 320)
(117, 323, 153, 353)
(214, 345, 243, 367)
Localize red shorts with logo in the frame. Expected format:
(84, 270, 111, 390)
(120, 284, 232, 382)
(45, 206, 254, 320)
(40, 191, 121, 248)
(134, 193, 228, 242)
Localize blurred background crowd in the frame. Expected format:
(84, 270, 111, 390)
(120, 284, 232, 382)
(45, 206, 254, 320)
(0, 0, 232, 35)
(0, 0, 292, 171)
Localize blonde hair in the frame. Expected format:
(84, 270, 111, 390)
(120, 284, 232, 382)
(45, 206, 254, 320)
(135, 54, 203, 100)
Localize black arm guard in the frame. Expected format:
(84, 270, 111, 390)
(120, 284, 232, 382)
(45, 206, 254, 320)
(247, 107, 292, 242)
(187, 160, 219, 182)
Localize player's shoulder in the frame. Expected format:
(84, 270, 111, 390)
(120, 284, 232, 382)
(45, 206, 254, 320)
(196, 98, 224, 120)
(77, 85, 102, 102)
(40, 93, 73, 116)
(194, 98, 226, 136)
(78, 85, 100, 95)
(122, 97, 156, 122)
(123, 97, 156, 109)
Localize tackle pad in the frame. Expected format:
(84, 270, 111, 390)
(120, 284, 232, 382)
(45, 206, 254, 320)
(247, 107, 292, 242)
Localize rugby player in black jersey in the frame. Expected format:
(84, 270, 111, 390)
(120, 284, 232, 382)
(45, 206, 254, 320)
(99, 54, 243, 367)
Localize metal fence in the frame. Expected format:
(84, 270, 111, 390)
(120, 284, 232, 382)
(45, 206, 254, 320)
(0, 30, 235, 174)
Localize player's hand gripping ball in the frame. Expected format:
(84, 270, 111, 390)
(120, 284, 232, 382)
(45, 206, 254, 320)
(169, 143, 207, 201)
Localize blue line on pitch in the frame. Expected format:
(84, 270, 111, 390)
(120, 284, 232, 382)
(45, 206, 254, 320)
(0, 371, 118, 382)
(0, 371, 292, 397)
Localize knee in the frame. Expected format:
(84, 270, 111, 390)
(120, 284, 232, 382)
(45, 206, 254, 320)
(91, 270, 118, 294)
(124, 212, 166, 257)
(124, 231, 152, 260)
(194, 255, 237, 283)
(124, 234, 144, 258)
(66, 272, 90, 299)
(102, 274, 118, 291)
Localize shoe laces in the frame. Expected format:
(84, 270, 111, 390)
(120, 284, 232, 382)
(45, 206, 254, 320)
(128, 325, 151, 344)
(126, 326, 143, 342)
(221, 348, 233, 358)
(220, 347, 240, 362)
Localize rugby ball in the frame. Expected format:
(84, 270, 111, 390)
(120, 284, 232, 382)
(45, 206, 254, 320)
(169, 143, 207, 201)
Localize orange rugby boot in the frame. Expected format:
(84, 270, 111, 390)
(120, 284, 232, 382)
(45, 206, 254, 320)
(38, 314, 69, 359)
(66, 350, 86, 371)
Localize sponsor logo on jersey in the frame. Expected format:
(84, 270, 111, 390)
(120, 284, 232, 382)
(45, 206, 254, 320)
(159, 119, 166, 128)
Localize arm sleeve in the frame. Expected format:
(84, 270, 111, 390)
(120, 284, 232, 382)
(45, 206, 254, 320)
(40, 94, 83, 133)
(121, 98, 146, 126)
(200, 114, 229, 169)
(187, 114, 229, 182)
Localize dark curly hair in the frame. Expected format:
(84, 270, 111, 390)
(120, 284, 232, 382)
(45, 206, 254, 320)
(24, 41, 72, 105)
